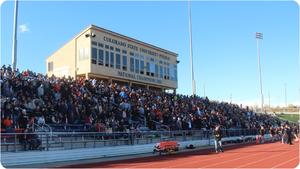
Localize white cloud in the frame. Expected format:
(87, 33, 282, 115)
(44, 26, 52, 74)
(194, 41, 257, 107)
(19, 24, 29, 33)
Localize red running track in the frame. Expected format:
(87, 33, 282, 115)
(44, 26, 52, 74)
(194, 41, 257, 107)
(68, 141, 299, 168)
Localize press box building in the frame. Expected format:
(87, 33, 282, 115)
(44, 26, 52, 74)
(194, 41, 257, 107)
(46, 25, 178, 91)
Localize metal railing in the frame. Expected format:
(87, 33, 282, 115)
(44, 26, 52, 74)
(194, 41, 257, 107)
(151, 120, 171, 132)
(0, 129, 258, 152)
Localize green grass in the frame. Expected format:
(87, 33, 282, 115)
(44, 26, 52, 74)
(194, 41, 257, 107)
(277, 114, 300, 123)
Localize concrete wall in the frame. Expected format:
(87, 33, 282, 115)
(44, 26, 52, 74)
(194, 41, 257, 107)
(46, 39, 76, 78)
(1, 136, 256, 168)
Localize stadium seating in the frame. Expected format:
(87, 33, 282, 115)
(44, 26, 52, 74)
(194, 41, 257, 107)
(1, 64, 282, 135)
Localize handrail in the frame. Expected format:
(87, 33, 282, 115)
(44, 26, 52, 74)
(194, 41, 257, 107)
(0, 128, 260, 135)
(43, 123, 52, 135)
(0, 129, 261, 152)
(151, 120, 170, 132)
(33, 123, 53, 141)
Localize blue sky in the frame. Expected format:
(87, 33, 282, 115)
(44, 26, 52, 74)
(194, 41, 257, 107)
(1, 1, 299, 107)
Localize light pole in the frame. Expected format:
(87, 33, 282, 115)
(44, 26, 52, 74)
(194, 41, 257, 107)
(256, 32, 264, 113)
(12, 0, 18, 71)
(188, 0, 196, 96)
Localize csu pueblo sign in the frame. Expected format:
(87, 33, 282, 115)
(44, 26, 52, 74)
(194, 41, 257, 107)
(103, 36, 170, 61)
(117, 71, 162, 84)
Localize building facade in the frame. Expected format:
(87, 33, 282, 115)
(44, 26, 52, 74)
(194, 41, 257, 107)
(46, 25, 178, 91)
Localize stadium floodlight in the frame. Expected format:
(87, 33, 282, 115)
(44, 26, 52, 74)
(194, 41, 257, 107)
(12, 0, 18, 71)
(256, 32, 263, 39)
(256, 32, 264, 113)
(85, 33, 96, 38)
(188, 0, 196, 96)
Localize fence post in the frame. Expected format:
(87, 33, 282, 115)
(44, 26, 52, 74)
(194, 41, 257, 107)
(46, 133, 49, 151)
(71, 137, 73, 149)
(94, 133, 96, 148)
(208, 130, 211, 146)
(160, 132, 162, 141)
(14, 133, 17, 152)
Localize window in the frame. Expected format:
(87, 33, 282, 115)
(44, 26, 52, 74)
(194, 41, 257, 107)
(48, 62, 53, 71)
(105, 45, 109, 49)
(116, 48, 120, 52)
(116, 53, 121, 69)
(159, 65, 163, 78)
(146, 62, 150, 76)
(92, 41, 97, 46)
(135, 59, 139, 74)
(171, 65, 177, 81)
(122, 50, 127, 54)
(130, 52, 134, 56)
(105, 51, 109, 67)
(122, 55, 127, 71)
(98, 43, 104, 48)
(110, 46, 114, 51)
(110, 52, 114, 68)
(164, 67, 167, 79)
(166, 67, 170, 80)
(155, 64, 159, 77)
(130, 57, 134, 72)
(140, 60, 144, 74)
(91, 47, 97, 64)
(98, 49, 104, 66)
(150, 62, 155, 77)
(79, 48, 89, 61)
(174, 68, 177, 81)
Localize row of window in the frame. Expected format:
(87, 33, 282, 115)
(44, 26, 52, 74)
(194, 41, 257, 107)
(91, 47, 177, 81)
(92, 41, 172, 66)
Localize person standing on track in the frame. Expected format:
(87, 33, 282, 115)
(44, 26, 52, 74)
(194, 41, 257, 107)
(281, 125, 287, 144)
(293, 125, 299, 141)
(285, 124, 293, 145)
(269, 126, 276, 142)
(258, 125, 265, 144)
(213, 125, 224, 153)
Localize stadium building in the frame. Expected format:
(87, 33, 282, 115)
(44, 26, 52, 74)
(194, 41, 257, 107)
(46, 25, 178, 91)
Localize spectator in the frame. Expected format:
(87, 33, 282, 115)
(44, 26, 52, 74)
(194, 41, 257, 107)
(0, 65, 286, 134)
(3, 116, 13, 129)
(213, 125, 224, 153)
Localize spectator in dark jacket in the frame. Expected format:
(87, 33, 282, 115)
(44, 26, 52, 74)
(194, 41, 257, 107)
(213, 125, 224, 153)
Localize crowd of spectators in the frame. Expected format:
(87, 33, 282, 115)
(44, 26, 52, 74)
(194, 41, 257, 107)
(1, 65, 282, 133)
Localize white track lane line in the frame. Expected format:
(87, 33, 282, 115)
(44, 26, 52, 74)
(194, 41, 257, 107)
(159, 142, 282, 168)
(200, 143, 292, 168)
(271, 156, 299, 168)
(236, 147, 298, 168)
